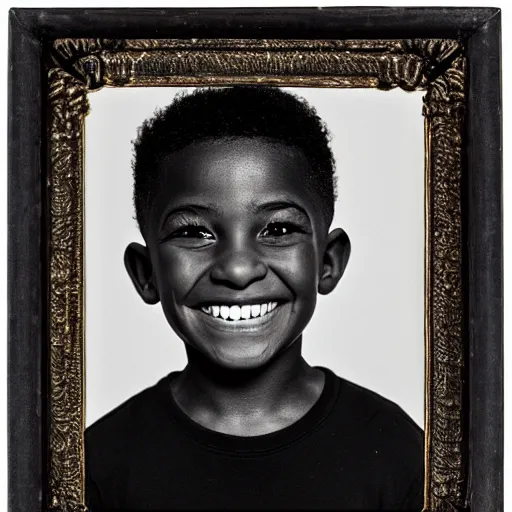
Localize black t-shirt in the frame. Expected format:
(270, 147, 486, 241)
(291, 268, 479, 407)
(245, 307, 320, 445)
(85, 367, 424, 511)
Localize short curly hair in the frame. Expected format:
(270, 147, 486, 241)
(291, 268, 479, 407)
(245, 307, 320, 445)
(132, 86, 337, 233)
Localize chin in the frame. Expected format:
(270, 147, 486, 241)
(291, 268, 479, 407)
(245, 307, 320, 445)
(209, 343, 277, 371)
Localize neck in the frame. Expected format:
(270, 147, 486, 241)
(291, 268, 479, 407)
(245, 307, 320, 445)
(171, 337, 324, 435)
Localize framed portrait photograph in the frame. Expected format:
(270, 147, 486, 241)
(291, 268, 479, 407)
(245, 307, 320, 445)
(8, 7, 503, 512)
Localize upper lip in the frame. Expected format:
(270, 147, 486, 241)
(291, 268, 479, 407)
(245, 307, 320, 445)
(190, 296, 289, 308)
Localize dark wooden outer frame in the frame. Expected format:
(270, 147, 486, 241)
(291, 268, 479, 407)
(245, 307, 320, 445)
(8, 7, 502, 512)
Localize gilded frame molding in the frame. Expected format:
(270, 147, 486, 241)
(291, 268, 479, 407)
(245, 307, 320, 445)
(46, 37, 465, 512)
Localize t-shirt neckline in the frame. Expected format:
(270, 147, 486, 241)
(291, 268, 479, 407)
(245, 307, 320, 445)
(161, 366, 340, 455)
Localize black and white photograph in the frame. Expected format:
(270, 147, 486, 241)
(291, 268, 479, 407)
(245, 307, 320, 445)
(84, 85, 425, 509)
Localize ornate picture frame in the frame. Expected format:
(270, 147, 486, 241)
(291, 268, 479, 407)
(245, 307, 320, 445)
(8, 7, 503, 512)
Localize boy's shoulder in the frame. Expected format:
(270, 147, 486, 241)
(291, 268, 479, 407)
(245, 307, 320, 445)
(339, 373, 420, 419)
(326, 368, 423, 444)
(85, 373, 172, 448)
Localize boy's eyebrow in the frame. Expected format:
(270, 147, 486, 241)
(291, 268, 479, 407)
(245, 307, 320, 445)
(159, 204, 221, 226)
(251, 200, 311, 221)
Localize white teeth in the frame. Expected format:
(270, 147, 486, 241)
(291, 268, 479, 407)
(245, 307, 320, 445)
(201, 302, 280, 321)
(229, 305, 241, 321)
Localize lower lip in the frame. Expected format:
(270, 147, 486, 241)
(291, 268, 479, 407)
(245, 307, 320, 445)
(193, 305, 285, 332)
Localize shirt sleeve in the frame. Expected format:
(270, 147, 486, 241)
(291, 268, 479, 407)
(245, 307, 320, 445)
(399, 478, 424, 510)
(85, 461, 105, 511)
(386, 409, 425, 510)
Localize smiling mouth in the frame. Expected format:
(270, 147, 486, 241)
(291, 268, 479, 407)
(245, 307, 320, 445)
(199, 302, 279, 322)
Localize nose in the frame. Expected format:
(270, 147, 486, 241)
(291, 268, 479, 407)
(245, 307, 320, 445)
(210, 247, 268, 289)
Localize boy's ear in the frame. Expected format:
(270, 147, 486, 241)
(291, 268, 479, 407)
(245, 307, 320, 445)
(318, 228, 351, 295)
(124, 242, 160, 305)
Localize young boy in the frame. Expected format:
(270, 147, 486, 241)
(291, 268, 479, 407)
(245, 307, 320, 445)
(85, 86, 424, 510)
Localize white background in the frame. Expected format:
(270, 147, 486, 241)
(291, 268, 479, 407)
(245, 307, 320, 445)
(85, 86, 425, 428)
(0, 0, 509, 509)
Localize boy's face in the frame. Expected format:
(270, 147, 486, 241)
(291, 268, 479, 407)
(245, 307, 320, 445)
(126, 138, 349, 370)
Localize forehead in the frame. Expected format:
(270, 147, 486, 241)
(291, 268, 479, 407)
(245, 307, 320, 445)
(151, 138, 323, 219)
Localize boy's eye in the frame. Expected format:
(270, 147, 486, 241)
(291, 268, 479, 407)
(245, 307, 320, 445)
(260, 222, 303, 238)
(171, 226, 214, 239)
(162, 225, 215, 247)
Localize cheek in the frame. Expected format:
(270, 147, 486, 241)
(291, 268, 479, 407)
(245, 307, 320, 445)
(269, 243, 319, 295)
(153, 246, 209, 299)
